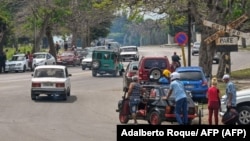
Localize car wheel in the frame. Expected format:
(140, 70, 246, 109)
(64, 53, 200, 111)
(119, 113, 129, 124)
(22, 65, 26, 72)
(92, 71, 97, 77)
(67, 88, 71, 96)
(62, 92, 67, 101)
(237, 106, 250, 125)
(82, 66, 86, 70)
(149, 68, 162, 82)
(149, 111, 161, 125)
(119, 71, 123, 76)
(31, 93, 36, 100)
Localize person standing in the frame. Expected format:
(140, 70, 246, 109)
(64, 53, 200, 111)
(222, 74, 237, 111)
(126, 76, 145, 125)
(166, 72, 188, 125)
(26, 51, 33, 71)
(158, 69, 171, 85)
(207, 77, 220, 125)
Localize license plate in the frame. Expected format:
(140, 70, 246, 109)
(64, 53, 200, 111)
(43, 82, 54, 87)
(185, 85, 194, 89)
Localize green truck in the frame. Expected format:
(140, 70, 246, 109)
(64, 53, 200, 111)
(91, 49, 124, 77)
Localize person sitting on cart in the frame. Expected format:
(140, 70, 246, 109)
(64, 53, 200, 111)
(158, 69, 171, 85)
(126, 76, 146, 125)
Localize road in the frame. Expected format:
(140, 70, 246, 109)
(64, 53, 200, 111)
(0, 46, 249, 141)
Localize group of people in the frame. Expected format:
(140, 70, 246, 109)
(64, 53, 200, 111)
(125, 67, 236, 125)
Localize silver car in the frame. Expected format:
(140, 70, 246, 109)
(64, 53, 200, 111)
(191, 42, 200, 56)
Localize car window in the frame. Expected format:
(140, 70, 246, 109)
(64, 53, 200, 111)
(34, 54, 45, 59)
(178, 71, 203, 81)
(144, 59, 167, 69)
(34, 68, 65, 78)
(12, 56, 25, 61)
(121, 47, 137, 52)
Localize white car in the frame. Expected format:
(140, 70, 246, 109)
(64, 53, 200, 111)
(81, 52, 93, 70)
(32, 52, 56, 68)
(5, 54, 30, 73)
(31, 65, 71, 101)
(120, 46, 139, 61)
(220, 88, 250, 125)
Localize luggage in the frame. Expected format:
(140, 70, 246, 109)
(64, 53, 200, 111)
(222, 108, 239, 125)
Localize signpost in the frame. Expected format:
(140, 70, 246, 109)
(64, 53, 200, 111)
(174, 32, 188, 67)
(203, 14, 249, 44)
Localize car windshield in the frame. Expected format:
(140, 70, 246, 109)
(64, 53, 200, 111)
(144, 59, 167, 69)
(34, 54, 46, 59)
(11, 56, 25, 61)
(34, 68, 65, 78)
(61, 52, 74, 56)
(121, 47, 137, 52)
(179, 71, 203, 81)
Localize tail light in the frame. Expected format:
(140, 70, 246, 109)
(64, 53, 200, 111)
(165, 105, 171, 114)
(56, 83, 65, 87)
(126, 72, 134, 77)
(32, 82, 41, 87)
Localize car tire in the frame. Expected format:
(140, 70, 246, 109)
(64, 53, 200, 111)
(82, 66, 86, 70)
(92, 71, 97, 77)
(149, 68, 162, 82)
(149, 111, 161, 125)
(31, 93, 36, 100)
(67, 88, 71, 96)
(62, 92, 67, 101)
(22, 65, 26, 72)
(237, 106, 250, 125)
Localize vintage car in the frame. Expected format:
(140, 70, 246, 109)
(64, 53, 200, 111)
(120, 46, 139, 62)
(5, 54, 30, 73)
(81, 52, 93, 70)
(116, 84, 201, 125)
(31, 65, 71, 101)
(91, 49, 124, 77)
(57, 51, 81, 66)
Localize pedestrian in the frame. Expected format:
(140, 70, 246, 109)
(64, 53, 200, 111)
(126, 76, 146, 125)
(222, 74, 237, 109)
(166, 72, 188, 125)
(171, 52, 181, 66)
(26, 51, 33, 71)
(0, 51, 5, 73)
(207, 77, 220, 125)
(55, 41, 60, 54)
(64, 42, 68, 51)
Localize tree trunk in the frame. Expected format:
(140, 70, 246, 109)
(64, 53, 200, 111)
(45, 25, 57, 61)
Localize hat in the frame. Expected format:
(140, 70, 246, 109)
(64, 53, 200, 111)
(163, 69, 171, 77)
(222, 74, 230, 80)
(170, 72, 180, 81)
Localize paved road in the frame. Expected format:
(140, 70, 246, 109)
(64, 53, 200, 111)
(0, 46, 249, 141)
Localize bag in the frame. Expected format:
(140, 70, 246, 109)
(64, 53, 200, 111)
(222, 108, 239, 125)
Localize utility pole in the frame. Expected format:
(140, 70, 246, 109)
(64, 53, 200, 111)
(187, 1, 191, 66)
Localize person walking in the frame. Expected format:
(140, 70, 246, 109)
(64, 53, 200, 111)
(222, 74, 238, 125)
(166, 72, 188, 125)
(126, 76, 145, 125)
(207, 77, 220, 125)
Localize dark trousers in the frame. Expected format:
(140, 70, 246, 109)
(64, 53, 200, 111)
(0, 62, 5, 73)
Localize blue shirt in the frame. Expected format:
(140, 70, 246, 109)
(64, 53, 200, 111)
(158, 77, 169, 85)
(225, 81, 236, 107)
(169, 80, 187, 101)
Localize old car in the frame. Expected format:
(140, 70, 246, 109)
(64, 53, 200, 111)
(91, 49, 124, 77)
(122, 61, 139, 92)
(57, 51, 81, 66)
(116, 84, 201, 125)
(191, 42, 200, 56)
(120, 46, 139, 61)
(31, 65, 71, 101)
(220, 88, 250, 125)
(5, 54, 30, 73)
(32, 52, 56, 68)
(81, 52, 93, 70)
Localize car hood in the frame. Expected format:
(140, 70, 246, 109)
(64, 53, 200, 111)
(6, 60, 24, 65)
(222, 88, 250, 98)
(120, 52, 137, 55)
(32, 78, 66, 82)
(82, 58, 92, 62)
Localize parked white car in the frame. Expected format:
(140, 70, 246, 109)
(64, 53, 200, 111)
(120, 46, 139, 61)
(5, 54, 30, 73)
(220, 88, 250, 125)
(32, 52, 56, 68)
(31, 65, 71, 101)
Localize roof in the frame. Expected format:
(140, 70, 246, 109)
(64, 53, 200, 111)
(13, 54, 26, 56)
(35, 65, 66, 69)
(176, 66, 203, 72)
(93, 49, 120, 53)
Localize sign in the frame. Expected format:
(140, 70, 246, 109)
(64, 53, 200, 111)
(216, 37, 238, 45)
(174, 32, 188, 46)
(203, 14, 249, 44)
